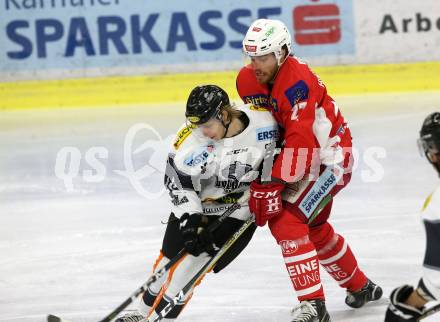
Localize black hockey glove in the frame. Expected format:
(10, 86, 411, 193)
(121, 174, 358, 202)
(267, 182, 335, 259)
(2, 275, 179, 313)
(385, 285, 423, 322)
(179, 213, 216, 257)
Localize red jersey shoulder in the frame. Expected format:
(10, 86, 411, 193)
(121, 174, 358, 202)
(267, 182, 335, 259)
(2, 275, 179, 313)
(236, 65, 269, 108)
(237, 65, 254, 82)
(273, 57, 314, 111)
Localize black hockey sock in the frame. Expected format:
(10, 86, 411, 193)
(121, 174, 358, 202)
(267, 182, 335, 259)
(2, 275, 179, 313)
(142, 288, 158, 307)
(155, 296, 185, 319)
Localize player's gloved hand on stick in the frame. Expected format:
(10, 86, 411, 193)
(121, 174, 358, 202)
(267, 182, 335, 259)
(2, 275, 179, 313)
(179, 213, 216, 256)
(249, 180, 284, 227)
(385, 285, 424, 322)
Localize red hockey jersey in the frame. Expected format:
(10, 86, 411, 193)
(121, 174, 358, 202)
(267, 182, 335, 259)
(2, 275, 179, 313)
(236, 56, 351, 182)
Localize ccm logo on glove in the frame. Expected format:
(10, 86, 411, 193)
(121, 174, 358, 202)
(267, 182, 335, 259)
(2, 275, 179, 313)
(249, 181, 284, 226)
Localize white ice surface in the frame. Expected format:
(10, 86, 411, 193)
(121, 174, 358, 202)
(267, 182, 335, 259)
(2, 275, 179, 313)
(1, 92, 440, 322)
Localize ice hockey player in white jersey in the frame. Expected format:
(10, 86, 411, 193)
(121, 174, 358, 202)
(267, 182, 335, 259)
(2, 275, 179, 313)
(385, 112, 440, 321)
(116, 85, 278, 321)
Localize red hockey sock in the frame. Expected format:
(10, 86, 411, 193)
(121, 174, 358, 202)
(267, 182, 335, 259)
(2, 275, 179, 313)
(280, 237, 324, 301)
(316, 233, 367, 291)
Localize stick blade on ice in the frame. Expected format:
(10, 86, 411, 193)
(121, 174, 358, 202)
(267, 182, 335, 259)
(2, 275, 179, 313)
(47, 315, 70, 322)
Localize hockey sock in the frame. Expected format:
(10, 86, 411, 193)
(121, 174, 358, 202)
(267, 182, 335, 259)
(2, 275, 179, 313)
(139, 252, 170, 312)
(280, 237, 324, 301)
(153, 294, 186, 320)
(317, 233, 367, 291)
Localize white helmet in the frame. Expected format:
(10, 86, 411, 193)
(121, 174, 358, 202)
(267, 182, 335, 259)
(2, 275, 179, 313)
(242, 19, 292, 65)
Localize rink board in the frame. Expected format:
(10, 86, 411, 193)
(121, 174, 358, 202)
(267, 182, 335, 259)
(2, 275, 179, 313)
(1, 61, 440, 110)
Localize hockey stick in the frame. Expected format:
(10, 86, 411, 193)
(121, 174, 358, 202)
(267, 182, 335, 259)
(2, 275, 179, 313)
(145, 216, 255, 322)
(47, 315, 69, 322)
(47, 203, 242, 322)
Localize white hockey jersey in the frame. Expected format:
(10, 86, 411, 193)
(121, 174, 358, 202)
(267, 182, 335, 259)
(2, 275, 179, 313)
(164, 103, 278, 221)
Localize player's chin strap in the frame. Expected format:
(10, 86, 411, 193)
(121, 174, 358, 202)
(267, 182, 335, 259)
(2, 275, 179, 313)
(221, 120, 231, 139)
(219, 113, 231, 139)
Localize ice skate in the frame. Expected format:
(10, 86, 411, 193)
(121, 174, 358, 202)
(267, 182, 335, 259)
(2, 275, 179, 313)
(115, 312, 144, 322)
(345, 279, 383, 308)
(291, 299, 331, 322)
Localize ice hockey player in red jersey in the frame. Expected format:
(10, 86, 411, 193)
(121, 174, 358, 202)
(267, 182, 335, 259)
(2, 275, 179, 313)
(236, 19, 383, 321)
(385, 112, 440, 322)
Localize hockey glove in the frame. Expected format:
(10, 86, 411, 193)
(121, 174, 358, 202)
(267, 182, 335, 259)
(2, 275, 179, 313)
(249, 181, 284, 227)
(385, 285, 423, 322)
(179, 213, 216, 256)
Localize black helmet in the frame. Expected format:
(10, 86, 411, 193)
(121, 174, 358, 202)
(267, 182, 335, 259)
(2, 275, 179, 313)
(418, 112, 440, 174)
(185, 85, 230, 125)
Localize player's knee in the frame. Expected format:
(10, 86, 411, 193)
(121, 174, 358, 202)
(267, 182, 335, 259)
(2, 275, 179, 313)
(310, 222, 335, 250)
(270, 225, 309, 244)
(268, 210, 308, 243)
(165, 254, 209, 297)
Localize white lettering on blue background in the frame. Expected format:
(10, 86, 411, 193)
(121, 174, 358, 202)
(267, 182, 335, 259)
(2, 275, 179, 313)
(299, 167, 343, 218)
(256, 126, 279, 141)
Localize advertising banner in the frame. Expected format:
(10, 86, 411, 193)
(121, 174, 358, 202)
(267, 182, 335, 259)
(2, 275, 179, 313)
(1, 0, 439, 80)
(0, 0, 354, 78)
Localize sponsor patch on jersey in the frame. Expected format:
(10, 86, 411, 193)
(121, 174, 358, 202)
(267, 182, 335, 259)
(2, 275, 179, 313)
(215, 161, 253, 193)
(171, 195, 189, 206)
(226, 147, 249, 155)
(256, 126, 279, 142)
(299, 166, 343, 219)
(249, 104, 268, 112)
(202, 192, 243, 205)
(203, 205, 230, 214)
(173, 124, 196, 149)
(285, 80, 309, 108)
(184, 145, 213, 167)
(269, 96, 279, 112)
(243, 94, 269, 109)
(280, 240, 298, 255)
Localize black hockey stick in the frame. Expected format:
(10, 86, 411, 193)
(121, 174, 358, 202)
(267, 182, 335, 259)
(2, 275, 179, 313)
(47, 315, 68, 322)
(145, 216, 255, 322)
(47, 203, 241, 322)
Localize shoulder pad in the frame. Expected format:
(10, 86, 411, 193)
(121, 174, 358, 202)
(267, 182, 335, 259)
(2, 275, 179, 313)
(173, 124, 197, 150)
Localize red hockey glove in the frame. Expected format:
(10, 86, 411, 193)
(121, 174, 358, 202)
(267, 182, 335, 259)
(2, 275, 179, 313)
(249, 181, 284, 227)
